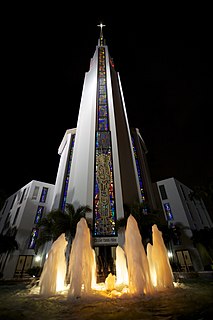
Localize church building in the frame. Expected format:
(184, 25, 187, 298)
(0, 27, 157, 278)
(1, 26, 211, 279)
(50, 26, 157, 269)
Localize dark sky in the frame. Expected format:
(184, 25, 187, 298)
(1, 7, 213, 197)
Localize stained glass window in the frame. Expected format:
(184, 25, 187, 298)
(96, 132, 111, 148)
(98, 105, 108, 117)
(93, 46, 116, 236)
(61, 134, 75, 211)
(28, 228, 39, 249)
(131, 136, 145, 202)
(34, 206, 44, 224)
(164, 203, 174, 221)
(40, 187, 48, 203)
(98, 118, 108, 131)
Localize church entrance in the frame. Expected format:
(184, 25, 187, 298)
(14, 255, 33, 278)
(176, 250, 194, 272)
(95, 246, 116, 282)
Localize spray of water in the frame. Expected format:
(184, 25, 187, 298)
(115, 245, 128, 286)
(67, 218, 96, 298)
(147, 224, 174, 289)
(38, 215, 174, 298)
(39, 233, 67, 296)
(124, 215, 154, 295)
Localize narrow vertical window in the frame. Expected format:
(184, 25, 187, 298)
(159, 185, 168, 200)
(19, 188, 26, 204)
(12, 207, 20, 225)
(61, 134, 75, 211)
(131, 136, 145, 201)
(93, 46, 116, 236)
(24, 187, 29, 200)
(34, 206, 44, 224)
(163, 203, 173, 221)
(28, 228, 39, 249)
(32, 186, 39, 200)
(10, 196, 16, 210)
(40, 187, 48, 203)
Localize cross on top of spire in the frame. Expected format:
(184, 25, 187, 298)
(97, 23, 106, 35)
(97, 23, 106, 46)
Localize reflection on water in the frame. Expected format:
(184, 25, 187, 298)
(0, 279, 212, 319)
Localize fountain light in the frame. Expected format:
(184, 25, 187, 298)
(35, 255, 41, 262)
(37, 216, 174, 298)
(168, 251, 173, 259)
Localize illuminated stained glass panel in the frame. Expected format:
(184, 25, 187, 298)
(40, 187, 48, 203)
(164, 203, 174, 221)
(34, 206, 44, 224)
(98, 118, 108, 131)
(28, 228, 38, 249)
(131, 136, 145, 202)
(98, 105, 108, 117)
(61, 134, 75, 211)
(93, 46, 116, 236)
(96, 132, 110, 148)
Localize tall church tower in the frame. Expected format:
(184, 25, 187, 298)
(52, 27, 156, 249)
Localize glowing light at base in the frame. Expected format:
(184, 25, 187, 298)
(115, 246, 129, 286)
(37, 216, 174, 299)
(147, 243, 157, 287)
(147, 224, 174, 289)
(39, 233, 67, 296)
(67, 218, 96, 298)
(105, 273, 116, 291)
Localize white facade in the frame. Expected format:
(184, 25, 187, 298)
(50, 39, 157, 249)
(0, 36, 159, 278)
(65, 44, 125, 222)
(0, 180, 54, 279)
(51, 128, 76, 211)
(156, 177, 213, 271)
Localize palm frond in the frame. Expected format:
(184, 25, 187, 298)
(36, 204, 92, 248)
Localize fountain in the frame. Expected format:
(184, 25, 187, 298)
(39, 233, 67, 295)
(147, 224, 174, 289)
(38, 215, 174, 298)
(124, 215, 154, 295)
(67, 217, 96, 298)
(115, 245, 128, 286)
(105, 273, 116, 291)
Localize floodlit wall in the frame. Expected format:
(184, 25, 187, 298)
(156, 177, 212, 271)
(0, 180, 54, 279)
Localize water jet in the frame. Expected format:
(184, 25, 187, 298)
(39, 233, 67, 296)
(38, 215, 174, 298)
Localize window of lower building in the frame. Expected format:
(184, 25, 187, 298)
(12, 207, 20, 225)
(159, 184, 168, 200)
(19, 188, 26, 204)
(28, 228, 39, 249)
(164, 202, 173, 221)
(40, 187, 48, 203)
(176, 250, 193, 272)
(32, 186, 39, 200)
(34, 206, 44, 224)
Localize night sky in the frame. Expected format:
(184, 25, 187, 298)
(1, 7, 212, 198)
